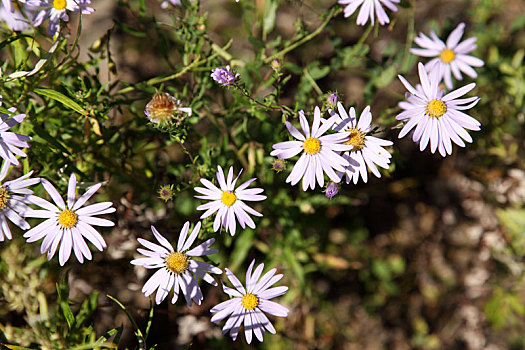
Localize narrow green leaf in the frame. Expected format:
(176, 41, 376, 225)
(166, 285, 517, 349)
(34, 88, 87, 116)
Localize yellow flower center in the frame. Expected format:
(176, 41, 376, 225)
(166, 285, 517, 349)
(165, 252, 189, 274)
(343, 127, 366, 151)
(58, 209, 78, 228)
(241, 293, 259, 310)
(53, 0, 67, 10)
(303, 138, 321, 155)
(440, 49, 455, 63)
(426, 99, 447, 118)
(0, 186, 9, 210)
(221, 191, 237, 207)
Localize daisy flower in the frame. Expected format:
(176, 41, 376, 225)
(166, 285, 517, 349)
(22, 174, 115, 265)
(0, 161, 40, 241)
(25, 0, 94, 36)
(195, 166, 266, 236)
(210, 259, 289, 344)
(270, 107, 352, 191)
(410, 23, 484, 89)
(397, 62, 481, 157)
(211, 65, 240, 86)
(0, 2, 36, 31)
(339, 0, 400, 26)
(0, 97, 32, 166)
(131, 222, 222, 306)
(1, 0, 12, 12)
(327, 103, 393, 184)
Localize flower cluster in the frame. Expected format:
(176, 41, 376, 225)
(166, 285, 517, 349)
(211, 65, 240, 86)
(0, 0, 489, 346)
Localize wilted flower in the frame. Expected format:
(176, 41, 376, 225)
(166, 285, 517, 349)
(131, 222, 222, 306)
(211, 65, 240, 86)
(270, 107, 352, 191)
(0, 161, 40, 241)
(325, 182, 340, 199)
(271, 158, 286, 173)
(0, 96, 32, 166)
(144, 92, 192, 125)
(397, 62, 481, 157)
(410, 23, 484, 89)
(339, 0, 400, 26)
(23, 174, 115, 265)
(158, 184, 175, 202)
(210, 260, 289, 344)
(26, 0, 95, 36)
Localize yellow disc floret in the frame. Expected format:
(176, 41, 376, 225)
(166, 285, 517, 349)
(440, 49, 455, 63)
(53, 0, 67, 10)
(0, 186, 9, 210)
(343, 127, 366, 151)
(221, 191, 237, 206)
(426, 99, 447, 118)
(303, 138, 321, 155)
(58, 209, 78, 228)
(241, 293, 259, 310)
(166, 252, 189, 274)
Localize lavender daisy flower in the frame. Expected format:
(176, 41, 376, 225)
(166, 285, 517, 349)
(410, 23, 484, 89)
(0, 2, 36, 31)
(195, 166, 266, 236)
(210, 260, 289, 344)
(339, 0, 400, 26)
(397, 62, 481, 157)
(1, 0, 12, 12)
(25, 0, 94, 36)
(0, 161, 40, 241)
(211, 65, 240, 86)
(270, 107, 352, 191)
(327, 103, 393, 184)
(22, 174, 115, 265)
(0, 97, 32, 166)
(131, 222, 222, 306)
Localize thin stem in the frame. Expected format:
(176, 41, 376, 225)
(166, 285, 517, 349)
(233, 82, 281, 111)
(179, 141, 201, 178)
(401, 0, 416, 72)
(116, 39, 233, 95)
(263, 7, 341, 64)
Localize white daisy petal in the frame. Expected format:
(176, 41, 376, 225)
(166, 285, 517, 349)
(211, 261, 288, 343)
(411, 22, 484, 89)
(396, 65, 480, 156)
(132, 222, 220, 306)
(195, 166, 265, 235)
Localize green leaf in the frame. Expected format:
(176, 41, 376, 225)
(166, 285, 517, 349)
(60, 300, 75, 329)
(113, 20, 146, 37)
(263, 0, 278, 37)
(283, 246, 305, 287)
(34, 88, 87, 116)
(230, 229, 255, 272)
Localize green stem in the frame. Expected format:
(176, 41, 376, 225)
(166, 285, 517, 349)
(263, 7, 341, 64)
(401, 0, 416, 72)
(233, 82, 281, 111)
(116, 39, 233, 95)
